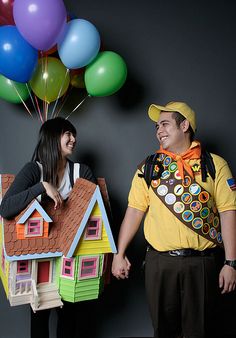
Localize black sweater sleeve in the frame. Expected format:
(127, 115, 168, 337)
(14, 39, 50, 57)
(79, 163, 97, 184)
(0, 162, 45, 219)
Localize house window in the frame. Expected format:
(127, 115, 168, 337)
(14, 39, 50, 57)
(25, 218, 43, 237)
(78, 256, 99, 280)
(84, 217, 102, 240)
(17, 260, 29, 274)
(61, 257, 74, 279)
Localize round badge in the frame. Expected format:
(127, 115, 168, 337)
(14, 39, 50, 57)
(182, 210, 194, 222)
(174, 170, 182, 180)
(169, 179, 175, 185)
(154, 165, 161, 173)
(151, 179, 160, 188)
(183, 176, 191, 188)
(209, 227, 217, 239)
(202, 223, 210, 234)
(174, 184, 184, 196)
(163, 156, 172, 167)
(169, 162, 178, 172)
(173, 202, 185, 213)
(190, 201, 202, 213)
(165, 193, 176, 205)
(200, 207, 210, 219)
(161, 170, 170, 180)
(181, 192, 192, 204)
(207, 198, 214, 209)
(189, 183, 201, 196)
(157, 184, 168, 196)
(159, 154, 165, 161)
(192, 217, 203, 229)
(198, 191, 209, 203)
(213, 216, 220, 228)
(207, 213, 214, 224)
(217, 232, 223, 244)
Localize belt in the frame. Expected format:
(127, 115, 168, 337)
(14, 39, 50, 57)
(148, 245, 221, 257)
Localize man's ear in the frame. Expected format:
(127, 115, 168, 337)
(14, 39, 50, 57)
(181, 119, 190, 132)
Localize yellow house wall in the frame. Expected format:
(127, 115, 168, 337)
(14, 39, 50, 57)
(0, 220, 9, 296)
(74, 202, 112, 256)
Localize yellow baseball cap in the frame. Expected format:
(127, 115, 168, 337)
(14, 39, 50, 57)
(148, 101, 196, 132)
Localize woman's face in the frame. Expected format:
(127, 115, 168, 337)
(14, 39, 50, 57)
(60, 131, 76, 158)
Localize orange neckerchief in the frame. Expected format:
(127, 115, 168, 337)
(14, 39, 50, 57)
(156, 141, 201, 179)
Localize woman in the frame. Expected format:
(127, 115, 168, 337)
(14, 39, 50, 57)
(0, 117, 97, 338)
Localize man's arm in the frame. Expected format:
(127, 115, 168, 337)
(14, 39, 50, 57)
(219, 210, 236, 293)
(112, 206, 145, 279)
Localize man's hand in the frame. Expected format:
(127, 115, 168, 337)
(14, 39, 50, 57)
(112, 254, 131, 279)
(219, 264, 236, 294)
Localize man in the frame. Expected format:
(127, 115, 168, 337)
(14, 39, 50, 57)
(112, 101, 236, 338)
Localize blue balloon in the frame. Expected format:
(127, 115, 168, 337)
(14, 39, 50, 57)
(0, 25, 38, 83)
(58, 19, 100, 69)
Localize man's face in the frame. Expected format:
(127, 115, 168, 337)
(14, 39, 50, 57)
(156, 112, 189, 153)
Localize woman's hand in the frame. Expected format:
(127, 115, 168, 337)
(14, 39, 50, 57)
(42, 182, 63, 209)
(112, 253, 131, 279)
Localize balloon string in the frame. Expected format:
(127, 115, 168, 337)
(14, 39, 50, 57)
(34, 95, 44, 123)
(55, 86, 73, 118)
(51, 68, 69, 119)
(25, 83, 42, 122)
(11, 81, 33, 118)
(65, 94, 91, 120)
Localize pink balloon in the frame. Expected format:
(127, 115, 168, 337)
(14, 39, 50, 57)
(0, 0, 15, 26)
(13, 0, 67, 51)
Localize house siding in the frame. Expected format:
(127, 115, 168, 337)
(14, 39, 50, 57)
(75, 202, 112, 255)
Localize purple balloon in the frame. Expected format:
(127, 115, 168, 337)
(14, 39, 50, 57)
(13, 0, 67, 51)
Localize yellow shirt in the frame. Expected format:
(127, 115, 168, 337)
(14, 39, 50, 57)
(128, 153, 236, 251)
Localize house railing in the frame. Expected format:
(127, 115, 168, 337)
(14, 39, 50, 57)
(15, 279, 31, 294)
(31, 279, 39, 311)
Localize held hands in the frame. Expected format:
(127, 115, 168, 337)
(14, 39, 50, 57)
(42, 182, 63, 210)
(112, 254, 131, 280)
(219, 265, 236, 294)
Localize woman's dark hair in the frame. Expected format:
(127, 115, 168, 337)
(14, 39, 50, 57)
(172, 112, 195, 142)
(32, 117, 77, 186)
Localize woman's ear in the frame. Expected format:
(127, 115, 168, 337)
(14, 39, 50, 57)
(181, 119, 190, 132)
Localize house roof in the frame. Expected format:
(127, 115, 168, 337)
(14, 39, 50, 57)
(1, 176, 114, 260)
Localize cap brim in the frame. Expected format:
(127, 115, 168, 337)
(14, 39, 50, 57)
(148, 104, 176, 122)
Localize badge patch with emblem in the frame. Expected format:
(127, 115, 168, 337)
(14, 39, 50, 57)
(227, 178, 236, 191)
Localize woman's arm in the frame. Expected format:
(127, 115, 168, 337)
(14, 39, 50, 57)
(0, 162, 45, 219)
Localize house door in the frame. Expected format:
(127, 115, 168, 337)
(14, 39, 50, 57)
(37, 261, 50, 284)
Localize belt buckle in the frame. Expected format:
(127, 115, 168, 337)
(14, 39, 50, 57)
(169, 250, 181, 256)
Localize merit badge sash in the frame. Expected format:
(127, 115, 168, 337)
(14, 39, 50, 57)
(138, 154, 223, 247)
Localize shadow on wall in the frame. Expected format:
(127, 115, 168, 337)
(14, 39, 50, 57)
(115, 71, 146, 111)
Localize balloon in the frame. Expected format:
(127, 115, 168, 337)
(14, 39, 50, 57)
(58, 19, 100, 69)
(0, 74, 30, 103)
(0, 25, 38, 83)
(84, 51, 127, 97)
(13, 0, 67, 51)
(0, 0, 15, 25)
(29, 57, 70, 103)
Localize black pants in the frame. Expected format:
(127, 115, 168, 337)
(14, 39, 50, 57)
(145, 248, 223, 338)
(31, 300, 98, 338)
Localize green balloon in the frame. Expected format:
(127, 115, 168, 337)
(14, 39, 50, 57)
(0, 74, 29, 104)
(84, 51, 127, 97)
(29, 57, 70, 103)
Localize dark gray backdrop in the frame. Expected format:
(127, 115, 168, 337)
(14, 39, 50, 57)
(1, 0, 236, 337)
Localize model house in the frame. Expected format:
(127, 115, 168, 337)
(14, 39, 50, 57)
(0, 174, 117, 311)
